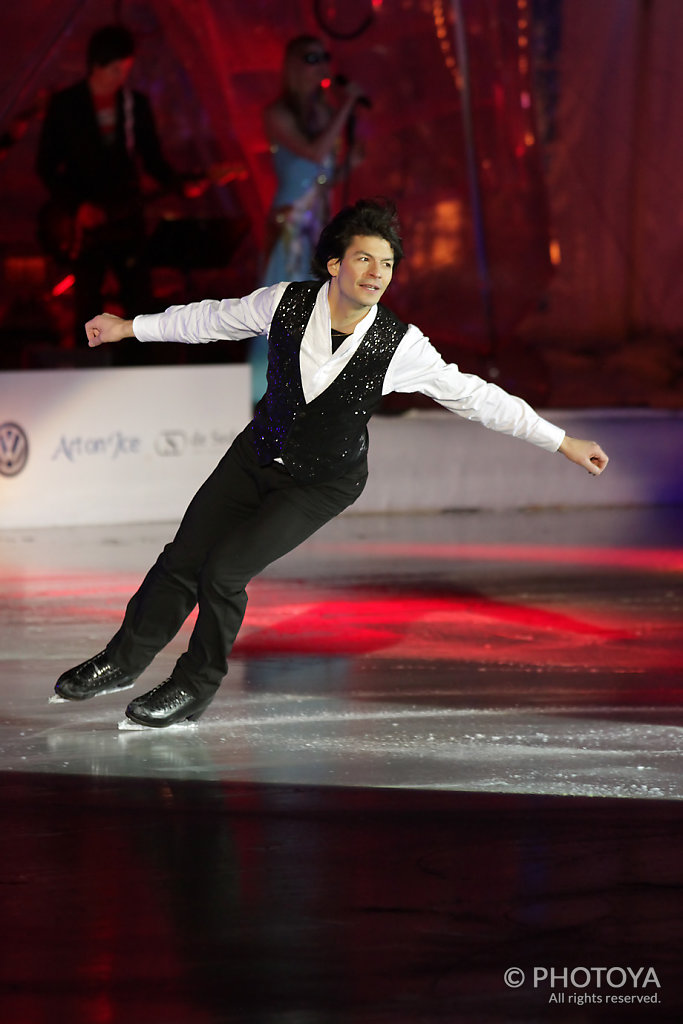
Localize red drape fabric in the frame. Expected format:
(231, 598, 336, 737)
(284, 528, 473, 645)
(1, 0, 682, 368)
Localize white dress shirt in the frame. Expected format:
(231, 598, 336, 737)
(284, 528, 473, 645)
(133, 281, 565, 453)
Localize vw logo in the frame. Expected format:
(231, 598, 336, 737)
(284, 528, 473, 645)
(0, 422, 29, 476)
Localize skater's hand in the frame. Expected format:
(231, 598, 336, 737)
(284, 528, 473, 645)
(559, 435, 609, 476)
(85, 313, 135, 347)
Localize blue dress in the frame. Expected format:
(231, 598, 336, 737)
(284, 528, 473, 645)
(249, 143, 334, 404)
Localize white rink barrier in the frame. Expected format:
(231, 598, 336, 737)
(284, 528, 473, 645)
(1, 369, 681, 528)
(356, 408, 683, 513)
(0, 365, 251, 528)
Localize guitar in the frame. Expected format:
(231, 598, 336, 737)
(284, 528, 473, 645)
(0, 92, 48, 160)
(37, 162, 247, 263)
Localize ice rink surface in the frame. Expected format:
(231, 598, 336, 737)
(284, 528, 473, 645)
(1, 506, 682, 1021)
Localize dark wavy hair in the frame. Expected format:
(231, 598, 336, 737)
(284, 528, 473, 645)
(312, 198, 404, 279)
(87, 25, 135, 71)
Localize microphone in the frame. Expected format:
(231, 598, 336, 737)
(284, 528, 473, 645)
(333, 74, 372, 109)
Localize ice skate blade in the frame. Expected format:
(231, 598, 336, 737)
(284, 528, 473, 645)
(49, 682, 135, 704)
(118, 718, 200, 732)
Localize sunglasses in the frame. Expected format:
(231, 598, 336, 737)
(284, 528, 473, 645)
(302, 51, 331, 65)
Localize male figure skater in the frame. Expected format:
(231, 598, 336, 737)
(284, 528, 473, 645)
(52, 199, 608, 729)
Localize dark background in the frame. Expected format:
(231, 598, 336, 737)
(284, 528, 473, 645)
(0, 0, 681, 408)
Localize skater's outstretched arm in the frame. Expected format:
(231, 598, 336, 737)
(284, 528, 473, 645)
(85, 313, 134, 346)
(558, 436, 609, 476)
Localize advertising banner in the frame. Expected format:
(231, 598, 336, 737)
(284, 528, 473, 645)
(0, 365, 251, 528)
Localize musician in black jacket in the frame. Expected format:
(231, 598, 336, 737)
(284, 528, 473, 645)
(36, 24, 179, 339)
(52, 198, 609, 729)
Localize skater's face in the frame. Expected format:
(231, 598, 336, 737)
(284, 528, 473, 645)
(327, 235, 394, 312)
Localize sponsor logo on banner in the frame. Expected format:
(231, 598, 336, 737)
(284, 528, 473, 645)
(47, 428, 236, 463)
(0, 422, 29, 476)
(51, 432, 141, 462)
(155, 429, 237, 456)
(155, 430, 187, 456)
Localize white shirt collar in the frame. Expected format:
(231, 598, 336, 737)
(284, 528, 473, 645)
(299, 281, 379, 403)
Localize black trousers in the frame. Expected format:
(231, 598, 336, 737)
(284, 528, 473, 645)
(106, 429, 367, 696)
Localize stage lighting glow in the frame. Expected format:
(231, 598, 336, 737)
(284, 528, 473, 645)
(51, 273, 76, 297)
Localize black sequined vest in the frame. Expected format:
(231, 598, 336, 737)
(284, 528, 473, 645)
(248, 280, 408, 483)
